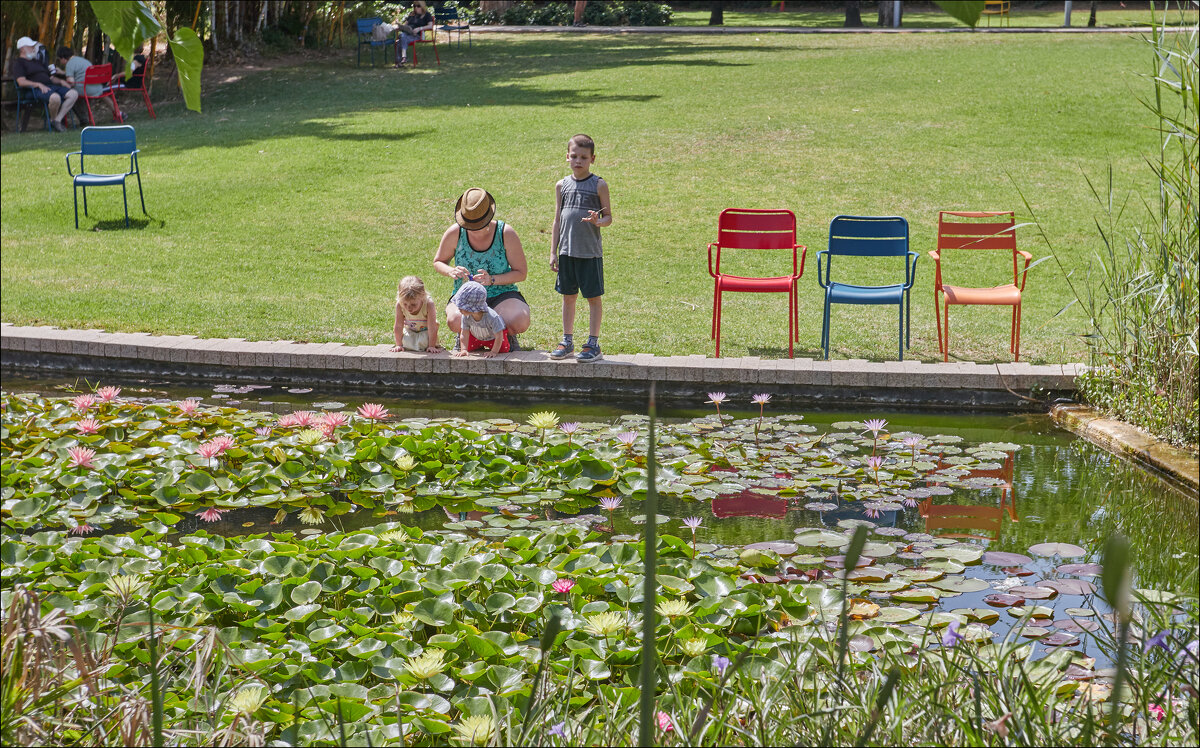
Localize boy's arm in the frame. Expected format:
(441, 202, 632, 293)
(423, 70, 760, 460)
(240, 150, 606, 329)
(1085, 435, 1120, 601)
(593, 179, 613, 228)
(550, 181, 562, 271)
(483, 332, 505, 358)
(391, 303, 405, 351)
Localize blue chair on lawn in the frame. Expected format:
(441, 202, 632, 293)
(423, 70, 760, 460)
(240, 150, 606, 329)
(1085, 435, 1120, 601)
(817, 215, 918, 360)
(356, 17, 396, 67)
(66, 126, 145, 229)
(13, 81, 52, 132)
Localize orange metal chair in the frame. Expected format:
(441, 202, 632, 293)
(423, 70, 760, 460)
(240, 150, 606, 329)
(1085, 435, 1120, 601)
(931, 211, 1032, 361)
(707, 208, 806, 358)
(80, 64, 122, 126)
(921, 450, 1018, 541)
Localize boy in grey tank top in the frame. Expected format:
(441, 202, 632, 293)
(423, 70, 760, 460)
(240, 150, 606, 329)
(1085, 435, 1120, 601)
(549, 134, 613, 362)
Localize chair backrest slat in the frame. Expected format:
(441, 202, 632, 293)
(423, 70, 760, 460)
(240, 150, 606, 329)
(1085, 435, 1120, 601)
(827, 215, 909, 257)
(82, 63, 112, 86)
(717, 208, 795, 250)
(937, 211, 1016, 251)
(81, 125, 137, 157)
(357, 17, 381, 35)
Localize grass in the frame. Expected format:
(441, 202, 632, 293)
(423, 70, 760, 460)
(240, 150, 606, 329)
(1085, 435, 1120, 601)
(669, 2, 1194, 28)
(0, 30, 1171, 362)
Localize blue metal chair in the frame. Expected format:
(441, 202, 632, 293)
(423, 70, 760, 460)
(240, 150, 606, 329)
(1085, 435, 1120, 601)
(817, 215, 918, 360)
(65, 126, 145, 229)
(356, 17, 396, 67)
(13, 81, 51, 132)
(435, 7, 472, 48)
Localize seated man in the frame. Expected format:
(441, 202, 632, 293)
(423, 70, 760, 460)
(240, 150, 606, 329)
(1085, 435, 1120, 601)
(13, 36, 77, 132)
(57, 46, 124, 124)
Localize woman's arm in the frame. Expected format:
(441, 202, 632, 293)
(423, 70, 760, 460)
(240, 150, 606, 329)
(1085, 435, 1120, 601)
(391, 303, 405, 351)
(497, 224, 528, 285)
(425, 294, 442, 350)
(433, 224, 471, 281)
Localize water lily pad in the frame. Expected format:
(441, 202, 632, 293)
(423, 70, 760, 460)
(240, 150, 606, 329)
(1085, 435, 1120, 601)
(804, 502, 838, 512)
(745, 541, 798, 556)
(1037, 579, 1096, 596)
(1010, 585, 1057, 600)
(922, 547, 982, 564)
(1065, 607, 1096, 618)
(949, 608, 1001, 624)
(1008, 605, 1053, 619)
(1053, 619, 1100, 633)
(793, 529, 850, 549)
(982, 551, 1033, 566)
(929, 577, 990, 594)
(1042, 631, 1081, 647)
(1019, 626, 1052, 638)
(1056, 563, 1103, 576)
(875, 607, 921, 623)
(982, 593, 1025, 608)
(1028, 542, 1087, 558)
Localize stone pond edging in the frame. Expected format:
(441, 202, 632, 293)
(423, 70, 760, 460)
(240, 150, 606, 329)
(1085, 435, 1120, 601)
(1, 323, 1081, 411)
(1051, 403, 1200, 495)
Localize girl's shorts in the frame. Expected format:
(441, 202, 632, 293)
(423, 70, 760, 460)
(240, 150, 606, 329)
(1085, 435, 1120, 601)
(402, 328, 429, 351)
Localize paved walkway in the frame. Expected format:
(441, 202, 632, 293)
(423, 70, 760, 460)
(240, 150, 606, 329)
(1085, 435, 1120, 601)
(1, 323, 1082, 410)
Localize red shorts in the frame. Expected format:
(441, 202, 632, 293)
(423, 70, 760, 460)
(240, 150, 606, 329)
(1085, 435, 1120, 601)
(465, 331, 510, 353)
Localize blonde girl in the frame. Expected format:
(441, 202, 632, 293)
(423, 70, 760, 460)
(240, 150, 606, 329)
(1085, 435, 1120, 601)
(392, 276, 443, 352)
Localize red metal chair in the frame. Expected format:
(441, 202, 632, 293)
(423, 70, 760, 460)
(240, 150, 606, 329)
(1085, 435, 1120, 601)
(406, 28, 439, 67)
(80, 64, 122, 125)
(110, 66, 155, 119)
(707, 208, 807, 358)
(931, 211, 1032, 361)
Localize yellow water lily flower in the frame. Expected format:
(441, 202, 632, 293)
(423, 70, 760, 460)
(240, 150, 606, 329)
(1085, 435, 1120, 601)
(583, 611, 627, 637)
(297, 428, 325, 446)
(655, 599, 693, 619)
(394, 454, 416, 472)
(452, 714, 496, 746)
(298, 507, 325, 526)
(103, 574, 146, 605)
(229, 685, 268, 715)
(681, 637, 707, 657)
(404, 649, 447, 680)
(391, 612, 416, 628)
(527, 411, 559, 431)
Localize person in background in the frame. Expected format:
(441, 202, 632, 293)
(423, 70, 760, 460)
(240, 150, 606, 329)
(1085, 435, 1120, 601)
(12, 36, 78, 132)
(57, 46, 124, 123)
(574, 1, 588, 26)
(394, 0, 435, 67)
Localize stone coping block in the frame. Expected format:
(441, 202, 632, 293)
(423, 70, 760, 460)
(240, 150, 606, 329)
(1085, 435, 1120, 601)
(1, 324, 1082, 405)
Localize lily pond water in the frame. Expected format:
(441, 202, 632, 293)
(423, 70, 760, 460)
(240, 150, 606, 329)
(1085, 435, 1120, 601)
(1, 377, 1197, 744)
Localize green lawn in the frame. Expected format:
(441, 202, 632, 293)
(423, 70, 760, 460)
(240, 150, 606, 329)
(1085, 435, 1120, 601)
(669, 3, 1194, 28)
(0, 30, 1170, 362)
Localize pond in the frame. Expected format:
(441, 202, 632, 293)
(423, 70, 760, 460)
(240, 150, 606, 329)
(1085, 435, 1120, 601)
(3, 375, 1195, 667)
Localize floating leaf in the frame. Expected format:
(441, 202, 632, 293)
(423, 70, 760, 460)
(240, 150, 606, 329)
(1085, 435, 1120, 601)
(982, 551, 1033, 566)
(1037, 579, 1096, 596)
(1028, 543, 1087, 558)
(1056, 563, 1103, 576)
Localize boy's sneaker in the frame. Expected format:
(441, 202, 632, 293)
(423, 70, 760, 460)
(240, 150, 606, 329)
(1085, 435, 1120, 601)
(575, 343, 602, 363)
(549, 341, 574, 360)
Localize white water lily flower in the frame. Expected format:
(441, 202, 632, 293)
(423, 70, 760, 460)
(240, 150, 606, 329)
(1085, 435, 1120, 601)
(681, 638, 707, 657)
(452, 714, 496, 746)
(655, 599, 693, 618)
(583, 611, 627, 637)
(527, 411, 559, 431)
(394, 454, 416, 472)
(404, 649, 447, 680)
(298, 506, 325, 526)
(391, 612, 416, 628)
(103, 575, 146, 605)
(229, 685, 268, 715)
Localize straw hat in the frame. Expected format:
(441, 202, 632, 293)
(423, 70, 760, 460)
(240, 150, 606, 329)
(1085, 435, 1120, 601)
(455, 188, 496, 231)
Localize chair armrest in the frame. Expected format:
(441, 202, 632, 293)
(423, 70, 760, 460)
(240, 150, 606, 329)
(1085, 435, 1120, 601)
(815, 249, 828, 288)
(904, 251, 920, 289)
(1015, 249, 1033, 290)
(707, 242, 720, 279)
(66, 151, 81, 177)
(129, 149, 140, 172)
(795, 244, 807, 279)
(927, 250, 942, 289)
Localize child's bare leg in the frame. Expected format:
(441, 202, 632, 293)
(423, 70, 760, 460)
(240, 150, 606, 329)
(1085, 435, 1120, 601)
(444, 303, 462, 334)
(585, 296, 602, 339)
(561, 294, 578, 338)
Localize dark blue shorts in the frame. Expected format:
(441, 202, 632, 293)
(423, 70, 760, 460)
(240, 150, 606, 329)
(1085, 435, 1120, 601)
(555, 255, 604, 298)
(24, 84, 72, 103)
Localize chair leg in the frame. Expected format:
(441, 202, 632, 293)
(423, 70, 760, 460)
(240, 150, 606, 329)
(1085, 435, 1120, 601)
(1010, 306, 1018, 355)
(787, 290, 794, 359)
(83, 186, 88, 217)
(1014, 303, 1022, 361)
(905, 289, 912, 349)
(897, 302, 904, 361)
(933, 287, 943, 356)
(943, 299, 951, 362)
(143, 89, 156, 118)
(821, 296, 831, 360)
(85, 97, 96, 126)
(714, 290, 722, 358)
(73, 184, 79, 229)
(122, 181, 129, 228)
(711, 285, 718, 340)
(136, 170, 146, 214)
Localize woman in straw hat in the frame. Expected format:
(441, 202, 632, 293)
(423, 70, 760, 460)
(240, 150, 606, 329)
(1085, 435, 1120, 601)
(433, 188, 531, 350)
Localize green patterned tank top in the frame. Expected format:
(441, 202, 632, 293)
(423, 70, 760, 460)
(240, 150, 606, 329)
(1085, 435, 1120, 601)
(453, 220, 518, 298)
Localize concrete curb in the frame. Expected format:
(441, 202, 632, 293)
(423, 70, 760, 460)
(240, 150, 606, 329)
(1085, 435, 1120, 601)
(1051, 403, 1200, 495)
(471, 25, 1172, 35)
(1, 323, 1081, 410)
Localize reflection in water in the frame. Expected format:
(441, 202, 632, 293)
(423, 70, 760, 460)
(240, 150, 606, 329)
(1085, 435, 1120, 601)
(712, 490, 787, 519)
(921, 451, 1018, 542)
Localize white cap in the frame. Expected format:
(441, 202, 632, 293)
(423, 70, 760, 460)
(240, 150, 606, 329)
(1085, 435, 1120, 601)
(16, 36, 37, 50)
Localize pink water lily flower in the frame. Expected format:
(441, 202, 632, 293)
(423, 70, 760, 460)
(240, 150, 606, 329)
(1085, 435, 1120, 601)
(863, 507, 883, 519)
(67, 446, 96, 470)
(291, 411, 315, 427)
(276, 413, 299, 428)
(902, 436, 923, 448)
(706, 392, 727, 406)
(178, 398, 201, 415)
(682, 516, 703, 531)
(599, 497, 622, 511)
(551, 578, 576, 594)
(75, 418, 101, 435)
(617, 431, 637, 447)
(318, 412, 348, 429)
(864, 418, 888, 435)
(254, 426, 272, 436)
(209, 435, 236, 453)
(69, 523, 97, 536)
(196, 441, 224, 460)
(866, 456, 883, 470)
(559, 422, 580, 434)
(1148, 703, 1165, 722)
(752, 393, 771, 405)
(357, 403, 389, 420)
(656, 711, 674, 732)
(196, 507, 226, 523)
(72, 394, 97, 412)
(96, 386, 121, 402)
(902, 497, 920, 509)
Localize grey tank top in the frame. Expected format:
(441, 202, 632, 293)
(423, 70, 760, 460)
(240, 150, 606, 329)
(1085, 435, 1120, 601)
(556, 174, 603, 258)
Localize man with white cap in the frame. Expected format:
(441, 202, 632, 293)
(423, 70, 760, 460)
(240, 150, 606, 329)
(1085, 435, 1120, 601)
(13, 36, 78, 132)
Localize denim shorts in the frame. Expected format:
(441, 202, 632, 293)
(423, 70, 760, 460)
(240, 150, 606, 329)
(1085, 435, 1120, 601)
(24, 84, 71, 103)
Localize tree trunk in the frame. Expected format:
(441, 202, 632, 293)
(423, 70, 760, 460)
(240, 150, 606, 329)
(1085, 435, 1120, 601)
(1063, 1, 1073, 27)
(1088, 1, 1097, 27)
(708, 1, 723, 26)
(877, 1, 892, 27)
(844, 1, 863, 27)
